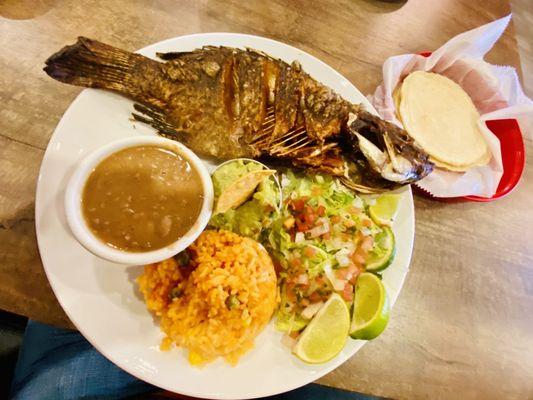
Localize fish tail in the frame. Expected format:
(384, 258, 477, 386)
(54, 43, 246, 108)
(44, 37, 156, 100)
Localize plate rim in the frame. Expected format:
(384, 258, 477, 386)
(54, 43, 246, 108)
(35, 32, 414, 399)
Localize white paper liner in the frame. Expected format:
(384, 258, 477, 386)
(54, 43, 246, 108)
(369, 15, 533, 198)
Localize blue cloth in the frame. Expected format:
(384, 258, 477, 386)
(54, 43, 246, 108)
(10, 321, 154, 399)
(10, 321, 379, 400)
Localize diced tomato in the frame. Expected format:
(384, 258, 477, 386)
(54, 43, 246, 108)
(342, 283, 354, 302)
(304, 212, 315, 226)
(303, 205, 316, 223)
(348, 263, 359, 275)
(286, 285, 296, 303)
(361, 236, 374, 251)
(352, 250, 367, 265)
(273, 260, 284, 273)
(335, 267, 350, 281)
(348, 264, 361, 284)
(341, 232, 352, 241)
(290, 198, 306, 212)
(303, 246, 317, 258)
(309, 291, 322, 302)
(362, 218, 372, 227)
(316, 205, 326, 217)
(290, 257, 302, 269)
(331, 215, 341, 224)
(314, 276, 325, 287)
(295, 220, 308, 232)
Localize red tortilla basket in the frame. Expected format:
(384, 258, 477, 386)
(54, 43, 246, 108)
(413, 52, 525, 202)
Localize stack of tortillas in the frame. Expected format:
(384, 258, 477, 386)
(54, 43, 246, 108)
(394, 71, 491, 172)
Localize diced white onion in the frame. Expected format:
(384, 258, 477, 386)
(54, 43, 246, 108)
(324, 260, 335, 284)
(361, 227, 372, 236)
(308, 221, 330, 238)
(330, 237, 344, 249)
(281, 175, 291, 188)
(324, 260, 346, 291)
(301, 301, 324, 319)
(336, 248, 351, 256)
(335, 253, 351, 267)
(333, 279, 347, 291)
(352, 197, 364, 208)
(335, 248, 352, 267)
(294, 232, 305, 243)
(317, 217, 329, 226)
(295, 274, 309, 285)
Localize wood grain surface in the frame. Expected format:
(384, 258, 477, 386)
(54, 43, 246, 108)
(1, 1, 532, 399)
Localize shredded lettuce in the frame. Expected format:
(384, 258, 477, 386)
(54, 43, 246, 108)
(282, 170, 360, 212)
(275, 282, 310, 333)
(303, 246, 330, 278)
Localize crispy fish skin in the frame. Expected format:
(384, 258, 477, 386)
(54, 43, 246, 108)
(44, 37, 433, 192)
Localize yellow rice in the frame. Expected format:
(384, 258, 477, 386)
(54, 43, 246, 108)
(137, 230, 277, 365)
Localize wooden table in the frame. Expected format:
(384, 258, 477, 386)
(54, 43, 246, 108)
(1, 1, 532, 399)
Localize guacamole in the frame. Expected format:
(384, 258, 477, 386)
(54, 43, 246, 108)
(209, 160, 281, 240)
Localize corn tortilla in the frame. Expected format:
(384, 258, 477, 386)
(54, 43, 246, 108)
(215, 169, 275, 214)
(397, 71, 490, 171)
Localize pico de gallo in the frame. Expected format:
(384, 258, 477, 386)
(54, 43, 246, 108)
(266, 170, 395, 334)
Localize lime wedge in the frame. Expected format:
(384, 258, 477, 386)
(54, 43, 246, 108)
(350, 273, 389, 340)
(368, 194, 400, 225)
(365, 226, 395, 272)
(293, 293, 350, 363)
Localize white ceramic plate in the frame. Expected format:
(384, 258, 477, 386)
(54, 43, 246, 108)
(36, 33, 414, 399)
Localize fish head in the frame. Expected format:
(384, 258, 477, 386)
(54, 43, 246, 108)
(342, 111, 433, 191)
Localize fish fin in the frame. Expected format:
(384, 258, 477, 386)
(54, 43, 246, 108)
(44, 37, 160, 103)
(132, 103, 183, 138)
(156, 51, 188, 61)
(156, 46, 225, 61)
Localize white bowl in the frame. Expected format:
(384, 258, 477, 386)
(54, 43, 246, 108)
(64, 136, 213, 265)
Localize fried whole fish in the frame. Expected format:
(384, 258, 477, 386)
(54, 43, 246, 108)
(44, 37, 433, 192)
